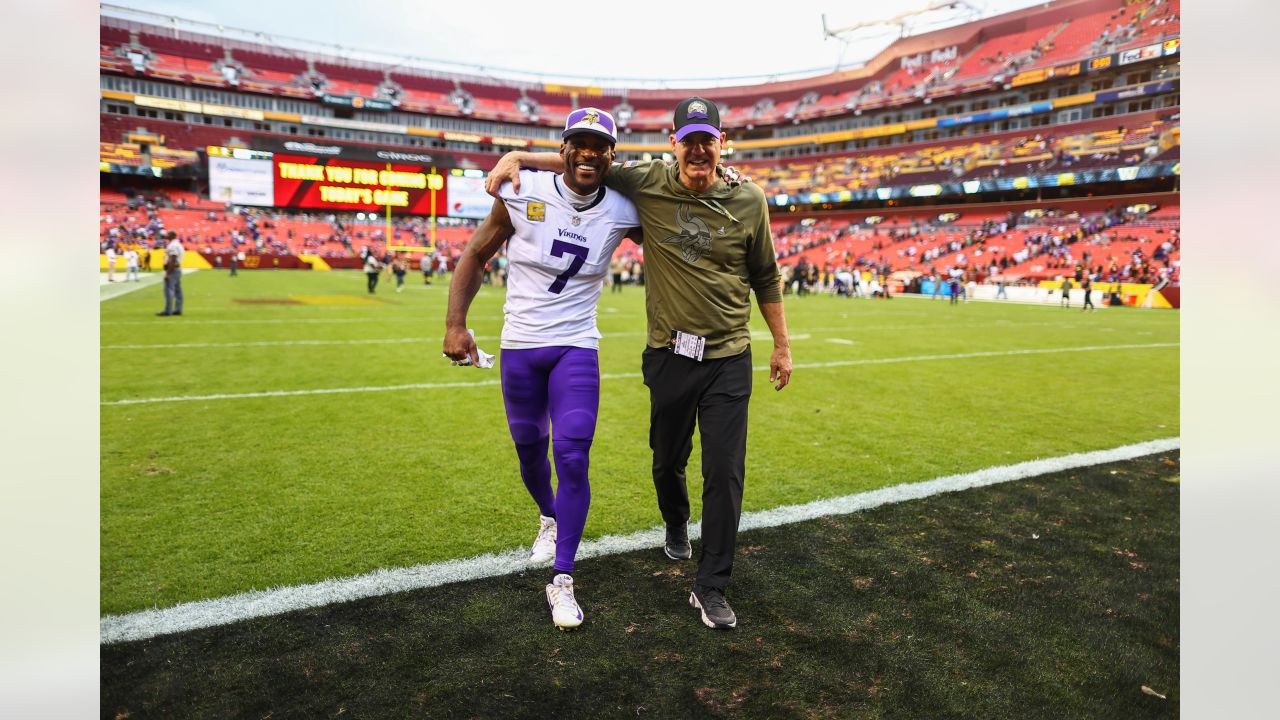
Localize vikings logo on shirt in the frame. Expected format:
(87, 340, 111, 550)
(659, 203, 712, 264)
(686, 100, 709, 119)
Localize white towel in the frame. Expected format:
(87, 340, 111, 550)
(446, 329, 495, 369)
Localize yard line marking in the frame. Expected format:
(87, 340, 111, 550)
(826, 338, 856, 345)
(99, 342, 1179, 406)
(103, 338, 431, 350)
(100, 315, 507, 326)
(98, 320, 1153, 350)
(101, 380, 505, 405)
(99, 437, 1180, 644)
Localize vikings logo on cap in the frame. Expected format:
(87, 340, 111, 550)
(673, 96, 722, 141)
(562, 107, 617, 144)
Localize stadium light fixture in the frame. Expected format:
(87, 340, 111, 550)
(822, 1, 979, 42)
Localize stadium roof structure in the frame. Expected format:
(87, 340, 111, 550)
(99, 0, 1112, 97)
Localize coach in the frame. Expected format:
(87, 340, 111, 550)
(486, 96, 792, 630)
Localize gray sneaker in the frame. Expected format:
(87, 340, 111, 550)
(664, 522, 692, 560)
(690, 584, 737, 629)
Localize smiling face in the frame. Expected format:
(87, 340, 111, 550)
(670, 130, 726, 192)
(559, 133, 615, 195)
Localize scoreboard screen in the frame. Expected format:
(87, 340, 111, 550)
(271, 154, 449, 214)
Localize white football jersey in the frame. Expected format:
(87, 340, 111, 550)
(498, 170, 639, 350)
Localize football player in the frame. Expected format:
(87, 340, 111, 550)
(443, 107, 640, 630)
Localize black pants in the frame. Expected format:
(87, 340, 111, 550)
(642, 347, 751, 590)
(367, 272, 379, 293)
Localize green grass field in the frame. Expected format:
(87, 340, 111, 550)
(100, 269, 1179, 616)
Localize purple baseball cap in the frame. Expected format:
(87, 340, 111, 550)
(673, 97, 722, 141)
(562, 107, 617, 145)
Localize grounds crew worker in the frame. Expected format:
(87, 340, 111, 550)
(486, 96, 792, 630)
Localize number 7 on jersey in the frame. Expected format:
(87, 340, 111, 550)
(547, 239, 588, 294)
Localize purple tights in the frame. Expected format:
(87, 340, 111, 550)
(500, 346, 599, 574)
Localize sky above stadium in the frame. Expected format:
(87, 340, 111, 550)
(103, 0, 1048, 88)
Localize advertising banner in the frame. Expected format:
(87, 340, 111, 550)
(321, 94, 394, 111)
(250, 138, 438, 165)
(767, 162, 1178, 206)
(444, 171, 493, 220)
(209, 156, 274, 207)
(1119, 43, 1164, 65)
(1095, 80, 1176, 103)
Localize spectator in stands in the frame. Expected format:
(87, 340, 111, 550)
(156, 231, 184, 317)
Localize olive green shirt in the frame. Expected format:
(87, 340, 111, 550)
(605, 160, 782, 359)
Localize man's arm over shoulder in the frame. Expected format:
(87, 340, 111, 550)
(485, 152, 562, 196)
(604, 159, 661, 197)
(496, 170, 544, 201)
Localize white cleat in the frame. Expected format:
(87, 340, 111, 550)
(529, 515, 557, 564)
(546, 573, 584, 630)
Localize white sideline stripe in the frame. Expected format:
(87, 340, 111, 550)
(99, 437, 1180, 644)
(99, 274, 165, 302)
(97, 324, 1085, 350)
(99, 342, 1178, 406)
(759, 342, 1179, 372)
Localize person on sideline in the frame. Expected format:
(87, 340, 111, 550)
(484, 96, 792, 631)
(105, 242, 117, 283)
(363, 250, 381, 294)
(124, 244, 140, 282)
(156, 231, 184, 316)
(444, 107, 640, 631)
(392, 253, 408, 293)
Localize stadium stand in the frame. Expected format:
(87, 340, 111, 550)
(99, 0, 1179, 292)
